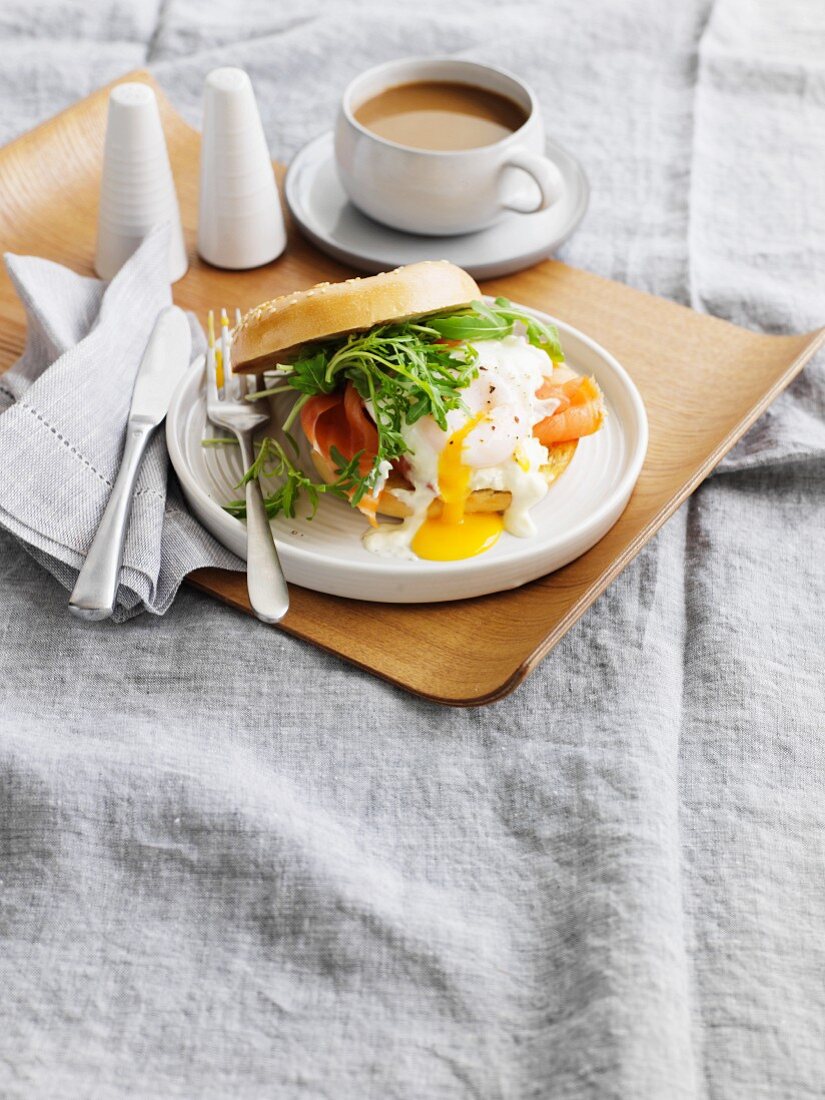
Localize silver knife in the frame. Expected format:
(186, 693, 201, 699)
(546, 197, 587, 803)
(69, 306, 192, 620)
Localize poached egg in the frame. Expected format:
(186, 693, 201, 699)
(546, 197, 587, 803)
(363, 334, 563, 561)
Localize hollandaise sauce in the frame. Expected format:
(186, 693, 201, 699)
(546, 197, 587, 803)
(411, 414, 504, 561)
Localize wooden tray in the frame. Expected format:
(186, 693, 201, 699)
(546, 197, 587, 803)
(1, 71, 822, 706)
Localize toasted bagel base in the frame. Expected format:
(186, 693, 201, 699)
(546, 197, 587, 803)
(309, 441, 578, 519)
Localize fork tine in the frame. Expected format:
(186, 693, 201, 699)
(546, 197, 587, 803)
(206, 308, 220, 404)
(220, 307, 234, 399)
(205, 305, 269, 433)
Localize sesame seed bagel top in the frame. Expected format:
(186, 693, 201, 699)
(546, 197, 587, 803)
(231, 261, 481, 373)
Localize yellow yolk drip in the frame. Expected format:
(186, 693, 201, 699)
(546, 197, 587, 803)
(411, 413, 504, 561)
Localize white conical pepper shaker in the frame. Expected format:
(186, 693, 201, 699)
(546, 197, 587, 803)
(198, 67, 286, 269)
(95, 82, 188, 282)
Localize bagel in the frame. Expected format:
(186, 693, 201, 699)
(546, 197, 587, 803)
(225, 261, 606, 561)
(232, 260, 480, 373)
(309, 441, 579, 519)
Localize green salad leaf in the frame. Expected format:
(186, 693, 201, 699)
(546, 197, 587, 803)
(214, 298, 564, 521)
(223, 436, 368, 520)
(423, 297, 564, 360)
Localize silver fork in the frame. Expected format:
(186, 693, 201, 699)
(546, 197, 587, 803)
(206, 308, 289, 624)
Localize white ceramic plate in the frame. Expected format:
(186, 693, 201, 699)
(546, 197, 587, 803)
(284, 131, 590, 280)
(166, 303, 648, 603)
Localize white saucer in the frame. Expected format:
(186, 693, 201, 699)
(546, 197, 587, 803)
(284, 131, 590, 279)
(166, 300, 647, 604)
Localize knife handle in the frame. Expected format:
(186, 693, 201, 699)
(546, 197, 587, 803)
(69, 420, 156, 621)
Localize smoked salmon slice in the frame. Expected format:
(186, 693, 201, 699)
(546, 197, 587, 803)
(301, 383, 381, 520)
(301, 393, 341, 450)
(533, 376, 604, 446)
(301, 383, 379, 476)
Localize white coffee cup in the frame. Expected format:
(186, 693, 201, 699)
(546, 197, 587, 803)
(334, 57, 564, 237)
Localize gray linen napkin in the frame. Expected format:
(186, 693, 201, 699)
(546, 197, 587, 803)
(0, 226, 243, 621)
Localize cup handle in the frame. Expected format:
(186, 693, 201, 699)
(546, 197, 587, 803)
(502, 149, 564, 214)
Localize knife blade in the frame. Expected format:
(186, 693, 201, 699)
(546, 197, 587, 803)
(128, 305, 193, 426)
(69, 306, 192, 620)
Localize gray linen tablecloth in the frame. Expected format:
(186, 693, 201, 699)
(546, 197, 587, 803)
(0, 1, 823, 1097)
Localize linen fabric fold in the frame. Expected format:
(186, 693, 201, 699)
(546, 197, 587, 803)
(0, 227, 242, 621)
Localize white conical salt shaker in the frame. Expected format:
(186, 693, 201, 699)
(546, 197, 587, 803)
(95, 82, 188, 282)
(198, 67, 286, 269)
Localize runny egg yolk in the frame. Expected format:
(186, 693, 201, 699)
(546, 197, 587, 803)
(411, 413, 504, 561)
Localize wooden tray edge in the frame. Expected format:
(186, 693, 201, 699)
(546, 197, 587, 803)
(498, 324, 825, 705)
